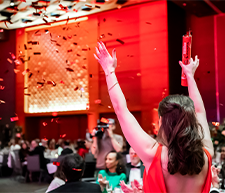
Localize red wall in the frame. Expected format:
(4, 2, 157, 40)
(15, 1, 169, 140)
(187, 14, 225, 122)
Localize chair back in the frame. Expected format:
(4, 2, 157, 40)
(47, 163, 57, 174)
(27, 155, 41, 172)
(84, 153, 95, 163)
(2, 154, 8, 166)
(13, 150, 22, 171)
(0, 154, 3, 164)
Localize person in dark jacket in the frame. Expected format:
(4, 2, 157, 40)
(19, 141, 29, 176)
(49, 154, 101, 193)
(29, 140, 49, 170)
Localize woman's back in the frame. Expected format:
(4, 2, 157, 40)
(144, 144, 211, 193)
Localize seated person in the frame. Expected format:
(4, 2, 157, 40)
(46, 162, 66, 193)
(77, 139, 89, 158)
(126, 147, 144, 185)
(61, 141, 73, 156)
(96, 151, 127, 192)
(29, 140, 49, 170)
(48, 153, 101, 193)
(19, 141, 29, 176)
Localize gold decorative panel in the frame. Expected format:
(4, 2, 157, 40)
(25, 22, 89, 113)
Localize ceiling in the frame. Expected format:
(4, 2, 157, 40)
(0, 0, 150, 29)
(0, 0, 224, 30)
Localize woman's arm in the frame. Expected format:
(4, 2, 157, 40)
(94, 42, 157, 164)
(179, 56, 214, 156)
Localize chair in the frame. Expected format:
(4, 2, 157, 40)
(47, 163, 57, 174)
(82, 153, 96, 181)
(13, 150, 23, 176)
(0, 153, 3, 176)
(26, 155, 45, 183)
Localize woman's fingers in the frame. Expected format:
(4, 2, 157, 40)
(179, 61, 185, 69)
(95, 47, 101, 56)
(112, 48, 116, 60)
(94, 54, 100, 61)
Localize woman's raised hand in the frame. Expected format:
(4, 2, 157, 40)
(179, 55, 199, 78)
(94, 42, 117, 76)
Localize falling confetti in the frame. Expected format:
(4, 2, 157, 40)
(86, 103, 89, 110)
(95, 99, 101, 104)
(0, 100, 5, 104)
(116, 39, 124, 45)
(89, 74, 92, 78)
(66, 67, 74, 72)
(74, 86, 78, 91)
(33, 52, 41, 55)
(43, 122, 47, 126)
(0, 86, 5, 90)
(10, 116, 19, 122)
(146, 22, 151, 25)
(7, 58, 13, 63)
(14, 69, 20, 73)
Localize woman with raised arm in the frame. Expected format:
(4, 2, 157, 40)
(94, 42, 214, 193)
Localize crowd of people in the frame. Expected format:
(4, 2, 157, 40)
(1, 43, 225, 193)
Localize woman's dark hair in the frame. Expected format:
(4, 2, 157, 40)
(105, 151, 126, 175)
(54, 163, 66, 181)
(157, 95, 205, 175)
(77, 140, 86, 149)
(61, 153, 85, 182)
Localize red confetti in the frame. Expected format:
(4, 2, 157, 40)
(108, 33, 112, 36)
(10, 116, 19, 122)
(74, 86, 79, 91)
(0, 86, 3, 90)
(0, 100, 5, 104)
(95, 5, 101, 9)
(66, 68, 74, 72)
(86, 103, 90, 110)
(22, 69, 30, 75)
(7, 58, 13, 63)
(212, 122, 220, 126)
(116, 39, 124, 45)
(43, 122, 47, 126)
(0, 118, 2, 120)
(100, 117, 109, 124)
(146, 22, 151, 25)
(89, 74, 92, 78)
(14, 69, 20, 73)
(34, 52, 41, 55)
(82, 66, 87, 70)
(68, 35, 72, 39)
(47, 81, 56, 86)
(24, 93, 31, 96)
(14, 59, 21, 65)
(67, 49, 72, 52)
(43, 18, 50, 25)
(72, 168, 82, 171)
(10, 53, 16, 59)
(66, 16, 69, 25)
(0, 78, 3, 81)
(52, 112, 57, 117)
(62, 134, 66, 138)
(63, 36, 67, 40)
(95, 99, 101, 104)
(60, 80, 64, 84)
